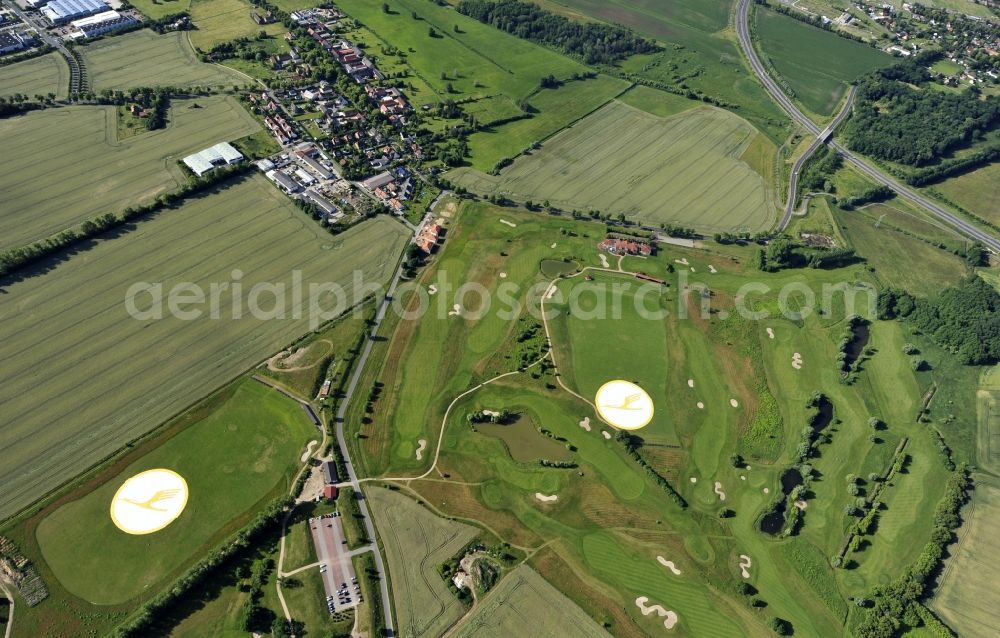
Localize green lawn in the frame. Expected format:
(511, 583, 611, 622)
(36, 378, 314, 605)
(82, 30, 247, 90)
(0, 178, 409, 522)
(366, 487, 478, 638)
(451, 100, 776, 232)
(755, 7, 894, 116)
(0, 52, 68, 100)
(128, 0, 192, 20)
(0, 95, 260, 251)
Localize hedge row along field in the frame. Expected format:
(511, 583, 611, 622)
(450, 100, 776, 232)
(0, 95, 259, 251)
(0, 177, 410, 520)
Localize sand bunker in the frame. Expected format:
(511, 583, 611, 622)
(762, 487, 770, 494)
(687, 379, 695, 388)
(499, 272, 507, 279)
(696, 402, 704, 409)
(714, 481, 726, 501)
(602, 430, 611, 440)
(300, 440, 318, 463)
(690, 477, 698, 483)
(690, 267, 696, 272)
(535, 493, 558, 502)
(427, 284, 438, 296)
(739, 555, 752, 579)
(730, 399, 739, 408)
(599, 254, 610, 268)
(675, 258, 689, 266)
(551, 242, 557, 249)
(482, 409, 500, 417)
(794, 500, 808, 511)
(579, 417, 591, 432)
(499, 219, 517, 228)
(766, 327, 775, 339)
(635, 597, 679, 630)
(708, 265, 718, 274)
(448, 304, 462, 317)
(740, 475, 746, 481)
(656, 556, 682, 576)
(792, 352, 803, 370)
(415, 439, 428, 461)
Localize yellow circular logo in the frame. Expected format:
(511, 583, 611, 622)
(596, 380, 654, 431)
(110, 468, 189, 535)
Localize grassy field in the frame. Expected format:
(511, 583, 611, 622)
(35, 378, 313, 605)
(0, 177, 409, 521)
(450, 100, 776, 232)
(451, 564, 611, 637)
(128, 0, 192, 20)
(366, 487, 478, 638)
(462, 75, 631, 171)
(930, 163, 1000, 226)
(0, 95, 259, 251)
(82, 30, 247, 90)
(836, 207, 970, 296)
(337, 0, 585, 102)
(0, 53, 68, 100)
(546, 0, 790, 141)
(930, 474, 1000, 636)
(188, 0, 287, 51)
(755, 7, 893, 116)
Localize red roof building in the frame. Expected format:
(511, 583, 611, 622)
(598, 237, 654, 256)
(324, 484, 338, 501)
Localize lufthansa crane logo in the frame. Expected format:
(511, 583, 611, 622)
(595, 380, 654, 431)
(110, 469, 189, 535)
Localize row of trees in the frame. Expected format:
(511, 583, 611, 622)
(878, 276, 1000, 365)
(615, 430, 687, 508)
(854, 468, 969, 638)
(0, 164, 253, 280)
(456, 0, 658, 64)
(758, 238, 859, 271)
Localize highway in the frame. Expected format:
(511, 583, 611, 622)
(735, 0, 1000, 251)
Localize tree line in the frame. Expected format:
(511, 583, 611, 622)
(456, 0, 658, 64)
(844, 57, 1000, 167)
(878, 275, 1000, 365)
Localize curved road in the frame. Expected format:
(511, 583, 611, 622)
(735, 0, 1000, 251)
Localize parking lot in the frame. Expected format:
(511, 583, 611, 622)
(309, 513, 362, 614)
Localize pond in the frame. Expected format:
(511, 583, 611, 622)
(478, 413, 574, 463)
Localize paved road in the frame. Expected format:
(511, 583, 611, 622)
(779, 86, 856, 230)
(734, 0, 1000, 251)
(333, 264, 407, 636)
(6, 3, 83, 94)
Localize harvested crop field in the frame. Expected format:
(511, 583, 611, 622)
(0, 178, 409, 520)
(0, 52, 68, 100)
(930, 475, 1000, 637)
(366, 487, 478, 638)
(0, 95, 259, 251)
(450, 101, 775, 232)
(451, 565, 611, 638)
(82, 30, 246, 91)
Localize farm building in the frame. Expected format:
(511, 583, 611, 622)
(323, 484, 338, 501)
(182, 142, 244, 177)
(42, 0, 109, 24)
(69, 10, 140, 39)
(265, 169, 301, 194)
(321, 460, 339, 485)
(598, 237, 654, 256)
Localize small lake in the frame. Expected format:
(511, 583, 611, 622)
(478, 414, 574, 463)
